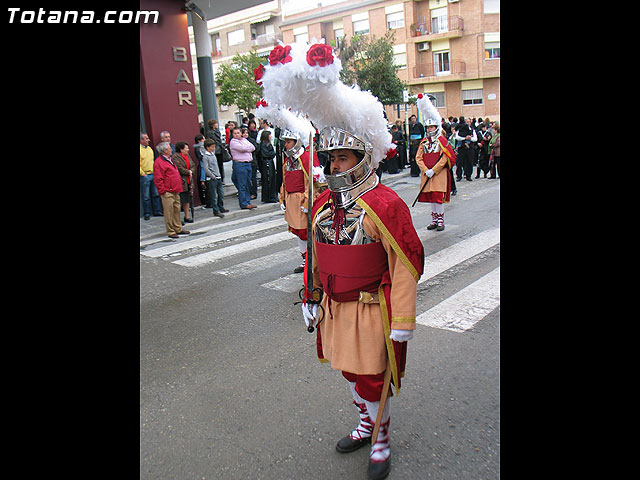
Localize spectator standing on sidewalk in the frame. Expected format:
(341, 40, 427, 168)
(455, 116, 476, 181)
(408, 114, 424, 177)
(153, 142, 190, 239)
(159, 130, 175, 154)
(244, 127, 259, 200)
(206, 119, 226, 185)
(193, 134, 209, 208)
(202, 139, 227, 218)
(172, 142, 195, 224)
(140, 132, 162, 220)
(475, 124, 491, 179)
(259, 129, 278, 203)
(489, 123, 500, 179)
(229, 127, 257, 210)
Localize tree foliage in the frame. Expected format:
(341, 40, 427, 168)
(336, 31, 406, 105)
(216, 49, 264, 114)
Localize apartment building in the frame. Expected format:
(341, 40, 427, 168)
(280, 0, 500, 123)
(188, 0, 283, 126)
(190, 0, 499, 126)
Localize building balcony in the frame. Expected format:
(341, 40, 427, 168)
(411, 60, 466, 82)
(410, 16, 463, 40)
(481, 58, 500, 78)
(251, 32, 282, 47)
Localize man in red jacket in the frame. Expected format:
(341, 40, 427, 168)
(153, 142, 190, 239)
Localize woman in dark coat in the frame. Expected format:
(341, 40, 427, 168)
(475, 127, 491, 178)
(172, 141, 195, 223)
(259, 130, 278, 203)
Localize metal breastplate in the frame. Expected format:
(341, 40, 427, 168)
(285, 155, 303, 171)
(315, 203, 376, 245)
(423, 138, 440, 154)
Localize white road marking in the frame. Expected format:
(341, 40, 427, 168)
(416, 267, 500, 332)
(214, 247, 299, 276)
(172, 231, 294, 267)
(260, 272, 305, 293)
(418, 228, 500, 284)
(141, 218, 287, 258)
(140, 210, 283, 248)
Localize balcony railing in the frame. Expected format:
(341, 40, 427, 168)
(411, 16, 464, 37)
(413, 60, 466, 79)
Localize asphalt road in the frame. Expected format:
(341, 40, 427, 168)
(140, 173, 500, 479)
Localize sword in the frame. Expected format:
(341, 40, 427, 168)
(306, 132, 314, 308)
(300, 132, 324, 333)
(371, 358, 392, 445)
(411, 175, 430, 208)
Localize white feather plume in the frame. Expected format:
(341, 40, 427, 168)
(416, 93, 441, 125)
(259, 41, 393, 167)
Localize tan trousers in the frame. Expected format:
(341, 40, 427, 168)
(160, 192, 183, 235)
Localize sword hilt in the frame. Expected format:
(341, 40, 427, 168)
(296, 287, 324, 333)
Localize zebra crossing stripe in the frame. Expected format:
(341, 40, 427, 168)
(260, 272, 305, 293)
(172, 231, 294, 267)
(214, 247, 299, 276)
(416, 266, 500, 332)
(140, 210, 283, 248)
(418, 227, 500, 284)
(141, 218, 286, 258)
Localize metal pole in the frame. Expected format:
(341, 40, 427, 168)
(190, 7, 218, 137)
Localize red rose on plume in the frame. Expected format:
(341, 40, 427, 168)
(417, 93, 423, 99)
(254, 64, 265, 85)
(385, 147, 397, 160)
(268, 45, 292, 66)
(256, 98, 268, 108)
(306, 44, 334, 67)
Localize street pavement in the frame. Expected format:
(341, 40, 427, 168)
(140, 166, 500, 479)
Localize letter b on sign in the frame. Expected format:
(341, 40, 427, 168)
(172, 47, 187, 62)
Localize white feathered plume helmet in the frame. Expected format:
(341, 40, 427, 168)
(254, 41, 396, 169)
(416, 92, 442, 139)
(254, 55, 324, 182)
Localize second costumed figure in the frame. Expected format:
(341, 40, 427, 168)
(414, 93, 456, 230)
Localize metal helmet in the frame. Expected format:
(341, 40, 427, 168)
(424, 118, 441, 139)
(318, 126, 377, 196)
(280, 129, 304, 159)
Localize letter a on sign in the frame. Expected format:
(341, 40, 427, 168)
(176, 69, 192, 84)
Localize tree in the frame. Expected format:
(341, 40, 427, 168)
(337, 31, 407, 106)
(216, 49, 264, 114)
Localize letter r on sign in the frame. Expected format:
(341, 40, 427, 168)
(178, 91, 193, 106)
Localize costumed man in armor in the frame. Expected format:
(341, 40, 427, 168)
(414, 94, 456, 231)
(280, 129, 323, 273)
(254, 94, 325, 274)
(260, 41, 425, 480)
